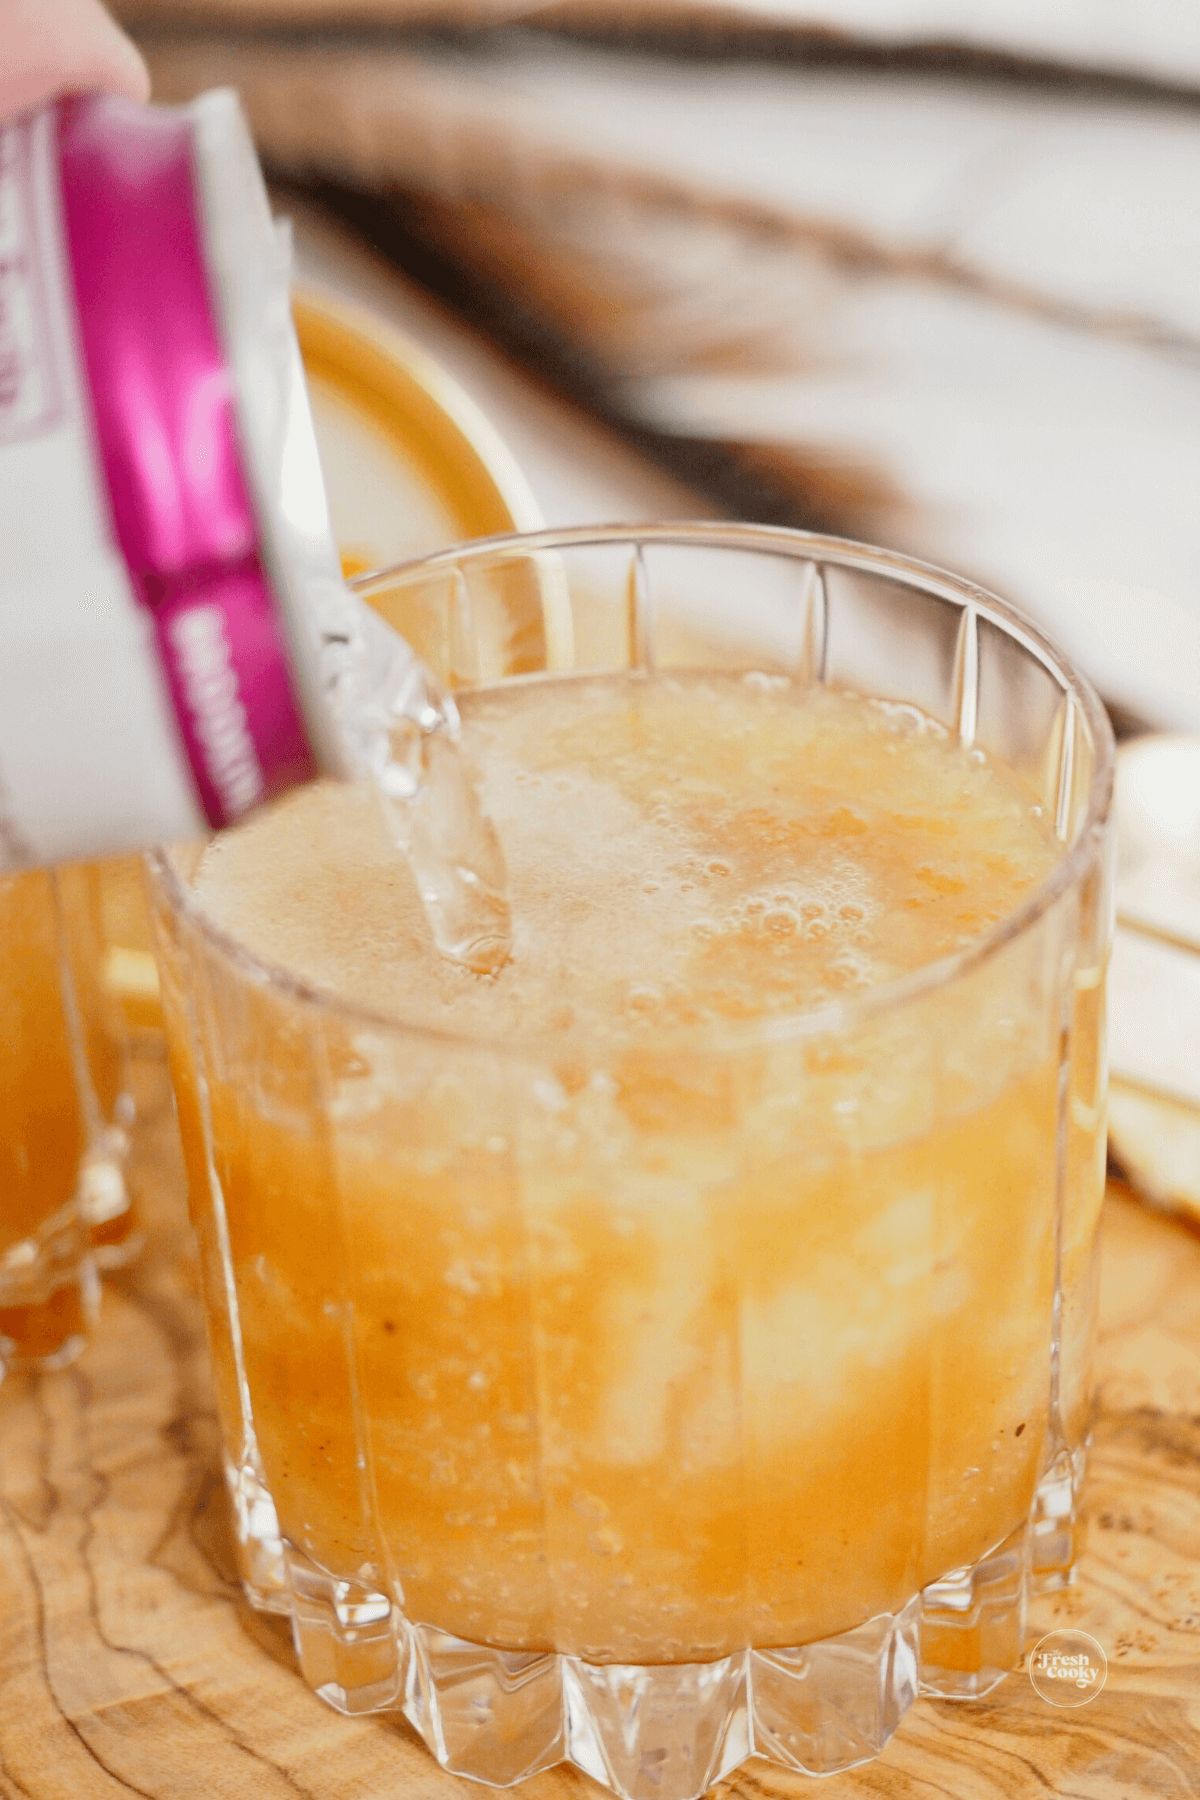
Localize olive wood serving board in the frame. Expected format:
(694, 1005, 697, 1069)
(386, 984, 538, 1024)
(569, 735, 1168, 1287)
(1, 1052, 1198, 1800)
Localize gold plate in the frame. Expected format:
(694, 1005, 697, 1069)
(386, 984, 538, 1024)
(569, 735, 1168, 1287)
(292, 292, 542, 576)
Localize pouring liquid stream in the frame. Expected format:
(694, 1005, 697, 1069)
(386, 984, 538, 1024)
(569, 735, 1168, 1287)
(331, 599, 512, 977)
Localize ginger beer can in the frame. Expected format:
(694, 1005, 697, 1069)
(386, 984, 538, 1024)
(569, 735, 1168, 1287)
(0, 88, 349, 869)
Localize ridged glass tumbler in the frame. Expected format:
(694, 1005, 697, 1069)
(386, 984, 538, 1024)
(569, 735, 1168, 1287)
(148, 526, 1114, 1798)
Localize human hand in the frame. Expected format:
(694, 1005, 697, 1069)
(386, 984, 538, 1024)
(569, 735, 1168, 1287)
(1, 0, 149, 121)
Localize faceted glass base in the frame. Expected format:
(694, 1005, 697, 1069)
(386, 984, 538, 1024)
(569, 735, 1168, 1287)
(228, 1452, 1086, 1800)
(0, 1196, 100, 1375)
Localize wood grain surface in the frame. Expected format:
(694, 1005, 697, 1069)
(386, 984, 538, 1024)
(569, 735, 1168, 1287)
(2, 1049, 1198, 1800)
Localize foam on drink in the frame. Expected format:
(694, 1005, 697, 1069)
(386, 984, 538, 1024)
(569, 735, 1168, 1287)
(196, 671, 1058, 1040)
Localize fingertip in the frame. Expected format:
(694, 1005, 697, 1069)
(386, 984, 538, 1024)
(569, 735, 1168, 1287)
(112, 31, 151, 104)
(89, 3, 151, 104)
(0, 1, 153, 119)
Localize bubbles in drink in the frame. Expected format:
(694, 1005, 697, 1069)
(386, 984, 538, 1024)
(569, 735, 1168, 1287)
(195, 670, 1057, 1043)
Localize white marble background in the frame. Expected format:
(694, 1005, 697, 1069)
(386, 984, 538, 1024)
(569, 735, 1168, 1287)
(723, 1, 1200, 85)
(134, 5, 1200, 725)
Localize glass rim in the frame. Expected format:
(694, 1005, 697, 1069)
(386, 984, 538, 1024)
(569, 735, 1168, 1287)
(148, 523, 1116, 1058)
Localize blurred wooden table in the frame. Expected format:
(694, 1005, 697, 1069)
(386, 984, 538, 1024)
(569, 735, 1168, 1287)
(2, 1051, 1198, 1800)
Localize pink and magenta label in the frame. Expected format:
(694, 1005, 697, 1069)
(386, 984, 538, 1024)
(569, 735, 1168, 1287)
(55, 93, 315, 828)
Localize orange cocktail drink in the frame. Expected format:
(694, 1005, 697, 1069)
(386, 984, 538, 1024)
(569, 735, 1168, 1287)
(0, 862, 132, 1368)
(150, 527, 1113, 1798)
